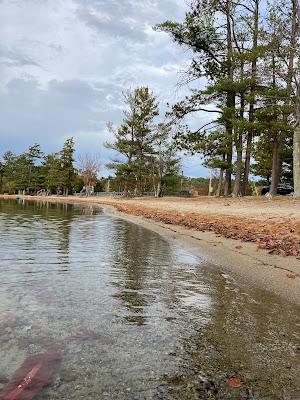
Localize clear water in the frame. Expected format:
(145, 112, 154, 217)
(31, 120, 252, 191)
(0, 199, 299, 400)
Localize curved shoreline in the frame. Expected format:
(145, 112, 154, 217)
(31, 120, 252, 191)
(1, 194, 300, 305)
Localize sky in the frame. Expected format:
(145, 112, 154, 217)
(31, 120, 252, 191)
(0, 0, 211, 177)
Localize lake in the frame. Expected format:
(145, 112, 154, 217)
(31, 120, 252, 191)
(0, 199, 299, 399)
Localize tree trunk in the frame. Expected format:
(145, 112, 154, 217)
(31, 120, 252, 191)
(224, 144, 232, 196)
(208, 168, 213, 196)
(243, 119, 253, 196)
(269, 45, 281, 197)
(153, 178, 159, 198)
(242, 0, 259, 195)
(294, 98, 300, 197)
(232, 142, 243, 197)
(233, 65, 245, 197)
(270, 139, 282, 196)
(216, 168, 224, 197)
(158, 180, 163, 197)
(224, 2, 235, 197)
(293, 126, 300, 197)
(289, 0, 299, 196)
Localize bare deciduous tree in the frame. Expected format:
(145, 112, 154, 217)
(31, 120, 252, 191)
(79, 155, 101, 196)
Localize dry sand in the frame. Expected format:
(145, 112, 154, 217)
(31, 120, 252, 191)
(1, 194, 300, 304)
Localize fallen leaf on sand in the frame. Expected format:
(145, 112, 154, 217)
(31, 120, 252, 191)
(286, 273, 296, 279)
(235, 245, 242, 250)
(227, 377, 242, 388)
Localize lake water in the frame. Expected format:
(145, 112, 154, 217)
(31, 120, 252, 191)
(0, 199, 299, 400)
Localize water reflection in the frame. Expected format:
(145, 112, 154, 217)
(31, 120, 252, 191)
(0, 199, 299, 400)
(109, 222, 175, 325)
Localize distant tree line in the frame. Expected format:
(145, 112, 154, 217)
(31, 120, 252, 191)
(0, 138, 96, 195)
(0, 131, 182, 197)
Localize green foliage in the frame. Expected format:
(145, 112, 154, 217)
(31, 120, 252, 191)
(163, 174, 181, 194)
(60, 137, 76, 195)
(155, 5, 225, 80)
(43, 153, 63, 193)
(251, 138, 273, 183)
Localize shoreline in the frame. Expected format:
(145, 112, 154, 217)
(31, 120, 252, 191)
(1, 194, 300, 305)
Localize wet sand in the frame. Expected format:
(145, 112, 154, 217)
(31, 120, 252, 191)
(1, 194, 300, 305)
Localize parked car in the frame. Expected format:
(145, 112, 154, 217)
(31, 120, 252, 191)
(179, 190, 193, 197)
(261, 184, 294, 196)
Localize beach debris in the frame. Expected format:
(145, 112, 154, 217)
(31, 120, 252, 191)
(227, 377, 242, 388)
(286, 273, 297, 279)
(0, 351, 62, 400)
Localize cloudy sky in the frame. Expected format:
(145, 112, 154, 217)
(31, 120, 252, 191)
(0, 0, 210, 177)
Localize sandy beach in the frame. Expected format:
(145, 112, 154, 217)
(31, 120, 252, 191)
(1, 194, 300, 304)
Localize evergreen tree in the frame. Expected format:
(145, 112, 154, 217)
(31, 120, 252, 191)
(44, 153, 64, 194)
(60, 137, 75, 195)
(156, 0, 255, 196)
(0, 160, 5, 193)
(25, 144, 44, 192)
(106, 87, 159, 193)
(251, 138, 273, 184)
(149, 122, 180, 197)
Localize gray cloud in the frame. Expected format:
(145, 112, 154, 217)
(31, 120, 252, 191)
(76, 0, 185, 43)
(0, 0, 208, 177)
(78, 8, 148, 42)
(1, 78, 120, 140)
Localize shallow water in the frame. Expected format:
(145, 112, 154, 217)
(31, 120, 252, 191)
(0, 199, 299, 400)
